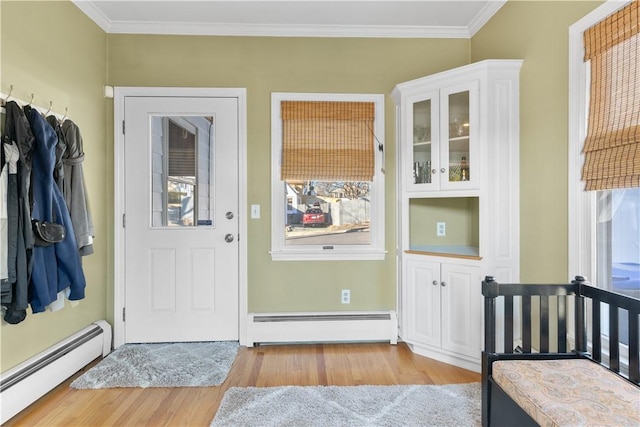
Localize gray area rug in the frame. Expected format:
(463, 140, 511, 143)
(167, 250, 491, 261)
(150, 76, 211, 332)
(211, 382, 481, 427)
(70, 341, 239, 389)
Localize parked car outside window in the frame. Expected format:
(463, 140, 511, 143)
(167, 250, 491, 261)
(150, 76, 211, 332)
(302, 207, 326, 227)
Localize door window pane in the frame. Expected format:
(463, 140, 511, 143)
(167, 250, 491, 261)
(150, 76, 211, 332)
(151, 116, 214, 227)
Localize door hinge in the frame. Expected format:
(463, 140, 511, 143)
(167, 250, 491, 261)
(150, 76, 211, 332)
(122, 213, 126, 228)
(122, 307, 126, 322)
(122, 120, 125, 135)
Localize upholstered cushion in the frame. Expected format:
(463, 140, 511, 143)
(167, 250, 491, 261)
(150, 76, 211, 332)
(492, 359, 640, 427)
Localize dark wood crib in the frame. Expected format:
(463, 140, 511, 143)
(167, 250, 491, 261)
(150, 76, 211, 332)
(482, 276, 640, 426)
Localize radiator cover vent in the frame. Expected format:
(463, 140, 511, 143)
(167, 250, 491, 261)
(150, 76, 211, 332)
(247, 311, 397, 346)
(253, 313, 392, 323)
(0, 320, 111, 423)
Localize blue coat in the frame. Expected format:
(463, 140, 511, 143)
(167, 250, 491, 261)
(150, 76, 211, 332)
(28, 109, 85, 313)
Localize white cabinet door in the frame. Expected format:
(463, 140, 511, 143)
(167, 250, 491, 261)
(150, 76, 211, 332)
(404, 257, 481, 360)
(400, 80, 479, 193)
(440, 263, 481, 358)
(405, 90, 440, 192)
(438, 80, 479, 191)
(405, 258, 441, 347)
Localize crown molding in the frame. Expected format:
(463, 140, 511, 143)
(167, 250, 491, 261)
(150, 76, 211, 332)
(71, 0, 503, 39)
(105, 21, 471, 38)
(72, 0, 111, 32)
(468, 0, 506, 37)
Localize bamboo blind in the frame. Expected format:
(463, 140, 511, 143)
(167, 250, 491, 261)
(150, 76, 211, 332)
(280, 101, 375, 182)
(582, 0, 639, 190)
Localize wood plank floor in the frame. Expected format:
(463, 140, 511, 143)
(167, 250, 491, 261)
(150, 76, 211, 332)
(5, 342, 480, 426)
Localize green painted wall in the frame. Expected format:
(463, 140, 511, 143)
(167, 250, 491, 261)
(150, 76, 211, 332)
(471, 0, 603, 281)
(0, 1, 109, 371)
(107, 35, 471, 312)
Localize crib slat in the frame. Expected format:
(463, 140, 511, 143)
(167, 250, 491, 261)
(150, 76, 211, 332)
(630, 310, 640, 383)
(484, 284, 497, 354)
(558, 295, 567, 353)
(610, 305, 620, 372)
(540, 296, 549, 353)
(505, 296, 514, 353)
(592, 300, 601, 361)
(523, 296, 531, 352)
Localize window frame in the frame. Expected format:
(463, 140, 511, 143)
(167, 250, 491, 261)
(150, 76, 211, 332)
(270, 92, 386, 261)
(568, 0, 634, 368)
(569, 0, 634, 287)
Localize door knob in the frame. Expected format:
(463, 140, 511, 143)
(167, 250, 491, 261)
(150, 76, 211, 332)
(225, 234, 234, 243)
(225, 211, 234, 220)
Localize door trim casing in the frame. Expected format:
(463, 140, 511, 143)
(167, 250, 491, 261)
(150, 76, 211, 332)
(113, 86, 248, 348)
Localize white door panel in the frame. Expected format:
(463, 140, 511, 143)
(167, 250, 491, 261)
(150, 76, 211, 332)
(124, 96, 239, 343)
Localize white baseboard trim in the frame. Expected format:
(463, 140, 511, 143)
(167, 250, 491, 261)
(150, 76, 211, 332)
(246, 310, 398, 346)
(405, 341, 481, 373)
(0, 320, 112, 423)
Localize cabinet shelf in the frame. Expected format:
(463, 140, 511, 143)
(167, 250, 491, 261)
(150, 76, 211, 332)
(406, 245, 481, 261)
(413, 136, 469, 150)
(449, 136, 469, 142)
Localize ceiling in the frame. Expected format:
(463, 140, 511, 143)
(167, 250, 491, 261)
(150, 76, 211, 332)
(72, 0, 506, 38)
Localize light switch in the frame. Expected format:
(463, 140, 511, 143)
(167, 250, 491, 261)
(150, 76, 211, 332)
(251, 204, 260, 219)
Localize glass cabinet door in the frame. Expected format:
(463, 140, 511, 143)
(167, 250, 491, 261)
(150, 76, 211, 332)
(406, 82, 477, 192)
(412, 99, 433, 184)
(447, 91, 470, 183)
(441, 81, 478, 190)
(408, 90, 439, 190)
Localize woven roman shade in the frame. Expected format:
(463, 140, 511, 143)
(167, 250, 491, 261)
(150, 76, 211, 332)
(582, 0, 640, 190)
(280, 101, 375, 182)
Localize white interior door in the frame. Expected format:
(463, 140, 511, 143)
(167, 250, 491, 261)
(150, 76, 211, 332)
(123, 96, 239, 343)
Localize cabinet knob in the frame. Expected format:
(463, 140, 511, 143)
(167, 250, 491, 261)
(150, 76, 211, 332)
(440, 168, 446, 174)
(431, 169, 436, 175)
(441, 281, 446, 287)
(432, 280, 438, 286)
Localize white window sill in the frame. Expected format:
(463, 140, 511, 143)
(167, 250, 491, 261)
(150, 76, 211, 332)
(270, 249, 387, 261)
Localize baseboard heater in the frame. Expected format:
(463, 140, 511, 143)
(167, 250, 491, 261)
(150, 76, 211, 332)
(0, 320, 111, 423)
(246, 311, 398, 346)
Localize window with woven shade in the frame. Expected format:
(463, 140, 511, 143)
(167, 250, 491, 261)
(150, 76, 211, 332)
(581, 0, 639, 191)
(270, 93, 385, 261)
(280, 101, 375, 182)
(569, 0, 640, 308)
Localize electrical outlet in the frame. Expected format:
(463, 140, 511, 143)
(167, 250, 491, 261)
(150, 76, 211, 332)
(341, 289, 350, 304)
(437, 222, 446, 237)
